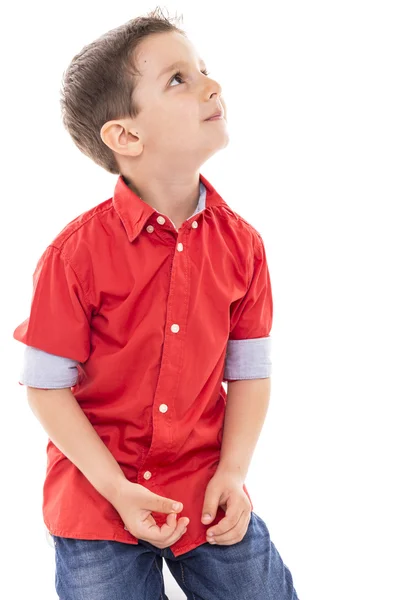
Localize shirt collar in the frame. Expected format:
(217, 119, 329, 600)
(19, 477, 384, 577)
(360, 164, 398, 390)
(113, 172, 229, 242)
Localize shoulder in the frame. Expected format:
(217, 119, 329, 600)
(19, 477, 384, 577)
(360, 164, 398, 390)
(30, 197, 114, 303)
(214, 203, 264, 251)
(44, 197, 114, 264)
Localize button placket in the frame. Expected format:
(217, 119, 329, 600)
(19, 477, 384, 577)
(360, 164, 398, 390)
(140, 215, 198, 483)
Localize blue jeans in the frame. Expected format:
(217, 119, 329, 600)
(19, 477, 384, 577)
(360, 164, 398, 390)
(51, 511, 299, 599)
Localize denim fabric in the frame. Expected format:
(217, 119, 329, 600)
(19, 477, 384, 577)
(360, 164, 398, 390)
(51, 511, 299, 600)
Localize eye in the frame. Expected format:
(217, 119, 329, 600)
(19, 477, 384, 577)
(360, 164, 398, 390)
(169, 69, 210, 86)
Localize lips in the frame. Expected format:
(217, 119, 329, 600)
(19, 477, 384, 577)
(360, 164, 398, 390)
(205, 110, 224, 120)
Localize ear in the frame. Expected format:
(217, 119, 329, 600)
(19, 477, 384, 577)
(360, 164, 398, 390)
(100, 119, 143, 157)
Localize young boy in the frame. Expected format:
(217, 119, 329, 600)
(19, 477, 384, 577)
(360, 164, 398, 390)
(13, 7, 300, 599)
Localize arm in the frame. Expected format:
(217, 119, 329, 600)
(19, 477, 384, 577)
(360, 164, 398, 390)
(26, 387, 127, 506)
(216, 377, 271, 481)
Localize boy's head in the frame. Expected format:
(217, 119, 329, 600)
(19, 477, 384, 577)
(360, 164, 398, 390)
(60, 7, 228, 177)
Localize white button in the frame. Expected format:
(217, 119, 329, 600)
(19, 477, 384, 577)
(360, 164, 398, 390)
(157, 216, 166, 225)
(146, 225, 154, 233)
(159, 404, 168, 413)
(143, 471, 152, 480)
(171, 324, 180, 333)
(177, 243, 183, 252)
(192, 221, 198, 229)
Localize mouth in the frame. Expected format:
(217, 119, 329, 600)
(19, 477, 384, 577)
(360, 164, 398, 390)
(205, 110, 224, 121)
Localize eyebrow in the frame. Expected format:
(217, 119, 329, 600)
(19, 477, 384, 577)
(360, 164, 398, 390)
(157, 59, 206, 80)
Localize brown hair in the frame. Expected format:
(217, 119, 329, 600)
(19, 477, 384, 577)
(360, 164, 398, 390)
(60, 6, 186, 174)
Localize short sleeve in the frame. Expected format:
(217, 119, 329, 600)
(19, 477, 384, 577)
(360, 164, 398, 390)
(13, 245, 92, 364)
(223, 234, 273, 381)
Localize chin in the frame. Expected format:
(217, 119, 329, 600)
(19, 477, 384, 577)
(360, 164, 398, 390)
(203, 141, 229, 163)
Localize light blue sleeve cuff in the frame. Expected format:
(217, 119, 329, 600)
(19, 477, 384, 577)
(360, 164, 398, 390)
(223, 336, 272, 381)
(19, 346, 79, 389)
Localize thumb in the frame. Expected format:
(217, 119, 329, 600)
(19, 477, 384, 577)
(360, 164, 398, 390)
(148, 491, 183, 514)
(201, 493, 219, 524)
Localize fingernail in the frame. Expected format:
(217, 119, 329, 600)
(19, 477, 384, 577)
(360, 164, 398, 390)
(208, 532, 214, 537)
(172, 502, 181, 511)
(203, 513, 211, 522)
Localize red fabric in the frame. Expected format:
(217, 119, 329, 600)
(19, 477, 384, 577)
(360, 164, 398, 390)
(13, 173, 273, 557)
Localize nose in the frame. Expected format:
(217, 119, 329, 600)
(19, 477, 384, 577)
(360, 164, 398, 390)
(210, 90, 226, 119)
(202, 76, 226, 117)
(207, 80, 223, 99)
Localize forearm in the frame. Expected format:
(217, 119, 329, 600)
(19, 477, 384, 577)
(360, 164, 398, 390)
(217, 378, 271, 481)
(26, 387, 127, 506)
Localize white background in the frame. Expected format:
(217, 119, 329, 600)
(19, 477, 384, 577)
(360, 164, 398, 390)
(2, 1, 399, 598)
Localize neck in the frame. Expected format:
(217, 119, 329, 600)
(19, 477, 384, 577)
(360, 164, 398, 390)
(122, 169, 201, 226)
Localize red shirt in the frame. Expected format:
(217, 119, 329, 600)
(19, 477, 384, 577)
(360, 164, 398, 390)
(13, 173, 273, 557)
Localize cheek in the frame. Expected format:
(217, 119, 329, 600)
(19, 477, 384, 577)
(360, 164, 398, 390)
(172, 96, 200, 121)
(164, 108, 201, 136)
(156, 105, 189, 127)
(144, 98, 202, 142)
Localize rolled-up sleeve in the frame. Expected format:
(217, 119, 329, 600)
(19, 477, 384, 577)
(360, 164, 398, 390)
(18, 346, 79, 389)
(223, 233, 273, 381)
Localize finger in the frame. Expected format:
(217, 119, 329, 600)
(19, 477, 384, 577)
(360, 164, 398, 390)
(151, 515, 189, 549)
(142, 511, 176, 538)
(208, 511, 250, 545)
(145, 513, 189, 546)
(162, 513, 190, 540)
(137, 510, 173, 540)
(207, 508, 242, 538)
(207, 511, 249, 545)
(140, 509, 183, 535)
(141, 510, 158, 529)
(162, 514, 189, 544)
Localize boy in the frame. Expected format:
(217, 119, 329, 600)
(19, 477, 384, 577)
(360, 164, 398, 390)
(13, 7, 300, 599)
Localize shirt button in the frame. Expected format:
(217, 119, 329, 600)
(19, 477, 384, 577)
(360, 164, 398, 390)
(171, 324, 180, 333)
(146, 225, 154, 233)
(192, 221, 198, 229)
(157, 216, 166, 225)
(143, 471, 152, 480)
(177, 243, 183, 252)
(159, 404, 168, 413)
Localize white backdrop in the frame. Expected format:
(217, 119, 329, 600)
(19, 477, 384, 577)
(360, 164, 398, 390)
(2, 1, 399, 599)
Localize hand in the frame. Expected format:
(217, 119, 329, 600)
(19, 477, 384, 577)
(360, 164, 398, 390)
(201, 468, 252, 546)
(111, 479, 190, 549)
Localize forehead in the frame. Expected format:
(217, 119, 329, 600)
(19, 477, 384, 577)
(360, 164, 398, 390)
(134, 31, 202, 76)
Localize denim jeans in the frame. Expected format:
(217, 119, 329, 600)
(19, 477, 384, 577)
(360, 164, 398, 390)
(51, 511, 299, 599)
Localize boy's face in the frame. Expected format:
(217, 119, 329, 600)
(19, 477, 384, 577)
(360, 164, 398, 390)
(103, 31, 229, 170)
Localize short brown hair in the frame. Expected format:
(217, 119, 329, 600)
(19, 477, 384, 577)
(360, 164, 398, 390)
(60, 6, 186, 174)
